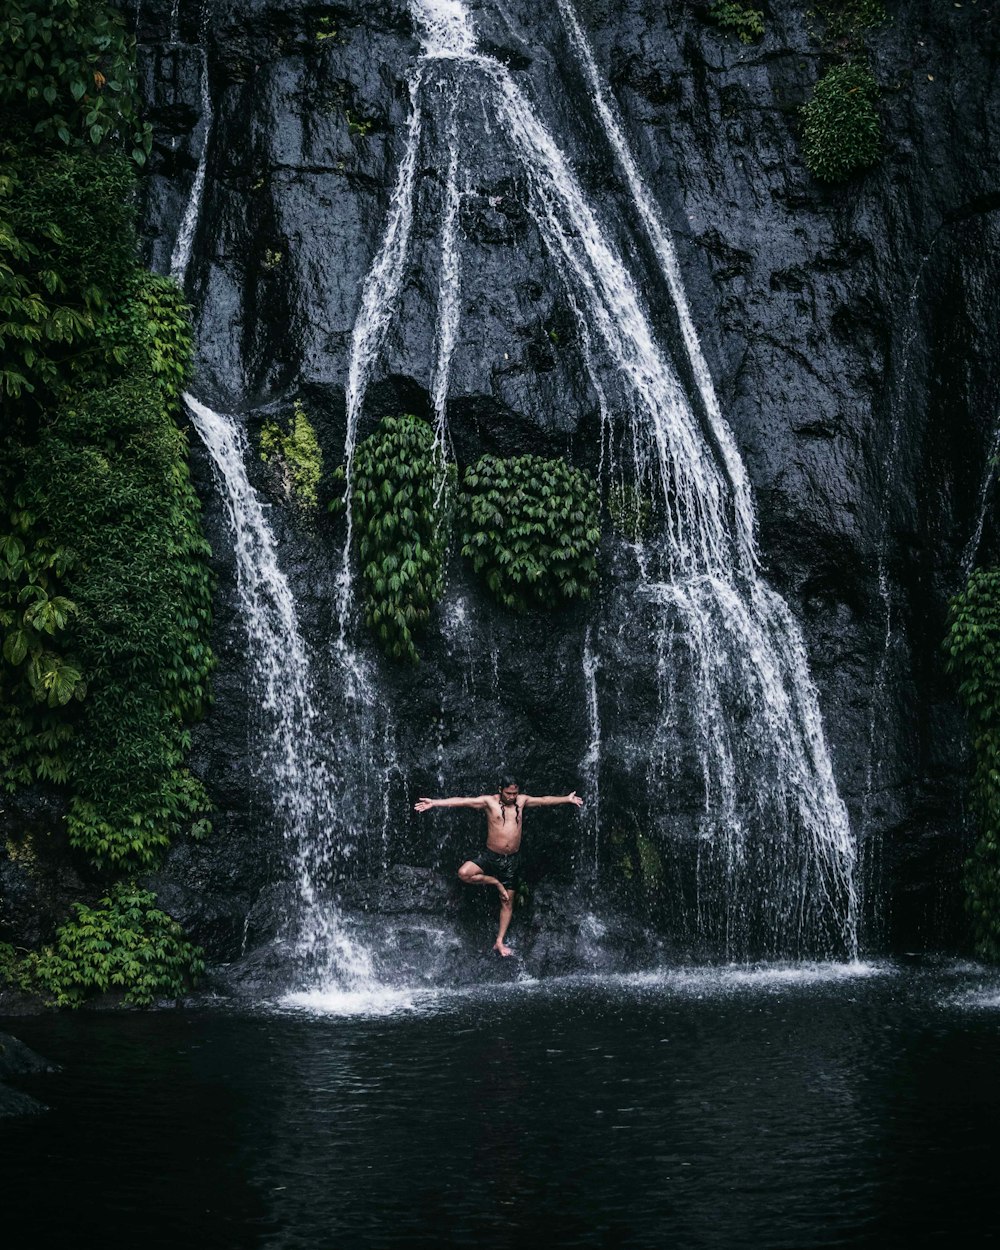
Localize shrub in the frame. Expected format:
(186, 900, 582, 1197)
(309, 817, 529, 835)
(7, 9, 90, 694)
(800, 62, 881, 183)
(945, 568, 1000, 960)
(30, 884, 205, 1007)
(460, 454, 600, 611)
(346, 415, 454, 663)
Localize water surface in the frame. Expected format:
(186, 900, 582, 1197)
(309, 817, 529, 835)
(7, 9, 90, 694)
(4, 961, 1000, 1248)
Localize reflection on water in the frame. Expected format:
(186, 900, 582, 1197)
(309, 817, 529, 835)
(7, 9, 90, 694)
(4, 964, 1000, 1248)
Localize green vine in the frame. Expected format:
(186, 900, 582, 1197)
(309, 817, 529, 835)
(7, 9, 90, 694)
(345, 415, 454, 663)
(260, 400, 323, 511)
(945, 568, 1000, 960)
(460, 454, 600, 611)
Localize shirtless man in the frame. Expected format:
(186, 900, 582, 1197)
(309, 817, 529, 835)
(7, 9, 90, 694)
(414, 779, 584, 956)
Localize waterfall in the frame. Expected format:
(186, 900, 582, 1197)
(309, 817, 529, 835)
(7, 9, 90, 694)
(431, 94, 462, 459)
(553, 0, 758, 570)
(337, 73, 424, 630)
(169, 18, 211, 285)
(164, 5, 394, 987)
(183, 396, 378, 986)
(400, 0, 857, 956)
(580, 627, 602, 887)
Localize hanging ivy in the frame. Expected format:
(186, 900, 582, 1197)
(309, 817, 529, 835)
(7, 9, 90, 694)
(459, 454, 600, 612)
(344, 415, 454, 663)
(945, 568, 1000, 960)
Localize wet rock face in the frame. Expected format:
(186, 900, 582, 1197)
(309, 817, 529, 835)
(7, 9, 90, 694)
(123, 0, 1000, 961)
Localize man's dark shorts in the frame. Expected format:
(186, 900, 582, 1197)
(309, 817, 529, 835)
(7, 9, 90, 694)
(470, 848, 521, 889)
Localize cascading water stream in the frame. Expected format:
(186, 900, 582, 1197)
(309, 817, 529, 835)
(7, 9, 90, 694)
(580, 627, 602, 887)
(400, 0, 857, 956)
(182, 396, 377, 987)
(166, 25, 386, 987)
(431, 95, 462, 461)
(337, 73, 424, 633)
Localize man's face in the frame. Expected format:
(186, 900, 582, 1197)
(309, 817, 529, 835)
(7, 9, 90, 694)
(500, 785, 519, 806)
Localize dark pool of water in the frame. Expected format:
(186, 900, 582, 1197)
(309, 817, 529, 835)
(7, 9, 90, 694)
(3, 961, 1000, 1248)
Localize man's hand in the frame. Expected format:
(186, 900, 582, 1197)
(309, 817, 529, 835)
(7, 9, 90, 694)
(414, 798, 435, 813)
(567, 791, 583, 807)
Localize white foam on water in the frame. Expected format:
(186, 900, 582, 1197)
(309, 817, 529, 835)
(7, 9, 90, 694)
(281, 985, 426, 1017)
(274, 960, 892, 1019)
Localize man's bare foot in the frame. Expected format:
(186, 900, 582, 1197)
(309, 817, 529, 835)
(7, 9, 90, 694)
(493, 941, 513, 957)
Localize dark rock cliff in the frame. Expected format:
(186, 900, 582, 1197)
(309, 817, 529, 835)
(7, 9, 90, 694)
(5, 0, 998, 979)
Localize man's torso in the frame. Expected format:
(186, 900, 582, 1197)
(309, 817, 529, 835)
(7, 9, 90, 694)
(484, 795, 524, 853)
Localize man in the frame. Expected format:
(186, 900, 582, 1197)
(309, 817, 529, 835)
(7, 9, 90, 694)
(414, 778, 584, 957)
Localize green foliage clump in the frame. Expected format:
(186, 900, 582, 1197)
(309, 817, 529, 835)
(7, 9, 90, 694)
(460, 454, 600, 612)
(1, 167, 214, 871)
(260, 400, 323, 511)
(8, 365, 215, 869)
(812, 0, 887, 43)
(0, 527, 84, 713)
(28, 885, 205, 1007)
(347, 415, 454, 663)
(707, 1, 765, 44)
(945, 568, 1000, 960)
(0, 0, 213, 1008)
(800, 62, 881, 183)
(1, 146, 138, 400)
(346, 111, 375, 139)
(607, 482, 652, 543)
(0, 0, 151, 162)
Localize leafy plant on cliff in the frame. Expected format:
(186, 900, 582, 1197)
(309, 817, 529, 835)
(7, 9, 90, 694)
(0, 0, 151, 162)
(460, 455, 600, 612)
(800, 62, 880, 182)
(945, 569, 1000, 960)
(706, 1, 765, 44)
(29, 884, 205, 1007)
(344, 415, 454, 663)
(260, 400, 324, 511)
(1, 146, 137, 400)
(0, 0, 211, 1007)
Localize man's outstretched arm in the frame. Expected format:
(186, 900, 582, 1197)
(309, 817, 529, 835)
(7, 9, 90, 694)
(414, 795, 490, 813)
(522, 791, 584, 808)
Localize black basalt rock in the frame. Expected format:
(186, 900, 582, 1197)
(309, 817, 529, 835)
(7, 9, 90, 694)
(5, 0, 990, 979)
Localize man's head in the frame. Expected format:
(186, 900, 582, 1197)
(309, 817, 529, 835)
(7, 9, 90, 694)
(499, 777, 519, 806)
